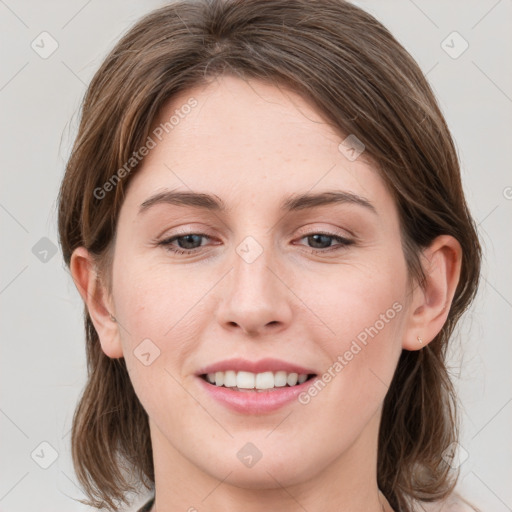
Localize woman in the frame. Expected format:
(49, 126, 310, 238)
(57, 1, 482, 511)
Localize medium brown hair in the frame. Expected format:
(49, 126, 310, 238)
(57, 1, 482, 510)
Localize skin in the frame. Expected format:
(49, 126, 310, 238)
(71, 75, 462, 512)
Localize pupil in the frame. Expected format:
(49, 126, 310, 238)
(179, 234, 201, 249)
(309, 234, 331, 249)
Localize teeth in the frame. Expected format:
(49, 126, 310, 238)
(254, 371, 273, 389)
(275, 370, 288, 387)
(298, 374, 308, 384)
(204, 370, 312, 389)
(287, 372, 298, 386)
(237, 371, 255, 389)
(224, 370, 236, 387)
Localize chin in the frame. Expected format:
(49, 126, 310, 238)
(199, 446, 318, 490)
(215, 466, 303, 490)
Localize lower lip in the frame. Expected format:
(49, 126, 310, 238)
(196, 375, 318, 414)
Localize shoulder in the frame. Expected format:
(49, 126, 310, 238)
(413, 492, 480, 512)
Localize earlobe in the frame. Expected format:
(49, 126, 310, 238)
(402, 235, 462, 351)
(69, 247, 124, 358)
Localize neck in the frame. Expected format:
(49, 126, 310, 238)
(148, 411, 392, 512)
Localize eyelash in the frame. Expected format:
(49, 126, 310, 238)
(157, 231, 354, 255)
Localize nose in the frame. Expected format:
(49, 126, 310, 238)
(215, 238, 293, 337)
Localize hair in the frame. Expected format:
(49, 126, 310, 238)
(57, 0, 482, 510)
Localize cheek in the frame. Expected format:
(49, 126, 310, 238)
(301, 257, 407, 404)
(113, 264, 202, 413)
(312, 257, 406, 341)
(113, 258, 207, 342)
(111, 258, 217, 403)
(341, 276, 404, 347)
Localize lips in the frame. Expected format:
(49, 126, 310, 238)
(196, 357, 317, 376)
(196, 371, 320, 414)
(194, 358, 319, 413)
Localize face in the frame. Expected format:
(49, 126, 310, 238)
(108, 75, 411, 489)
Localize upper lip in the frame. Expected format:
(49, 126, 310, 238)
(196, 358, 317, 376)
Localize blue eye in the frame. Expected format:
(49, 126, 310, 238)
(157, 232, 354, 255)
(158, 233, 211, 255)
(298, 233, 354, 253)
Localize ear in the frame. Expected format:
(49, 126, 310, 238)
(69, 246, 123, 358)
(402, 235, 462, 351)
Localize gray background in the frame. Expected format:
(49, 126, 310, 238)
(1, 0, 511, 511)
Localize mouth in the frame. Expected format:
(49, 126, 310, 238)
(199, 371, 317, 392)
(195, 357, 319, 413)
(196, 366, 319, 414)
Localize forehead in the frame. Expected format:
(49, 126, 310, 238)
(122, 75, 392, 217)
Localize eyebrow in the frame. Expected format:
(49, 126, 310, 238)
(138, 189, 377, 215)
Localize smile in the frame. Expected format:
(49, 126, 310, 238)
(200, 370, 315, 390)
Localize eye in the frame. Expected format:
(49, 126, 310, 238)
(296, 232, 354, 253)
(158, 233, 212, 255)
(156, 231, 354, 256)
